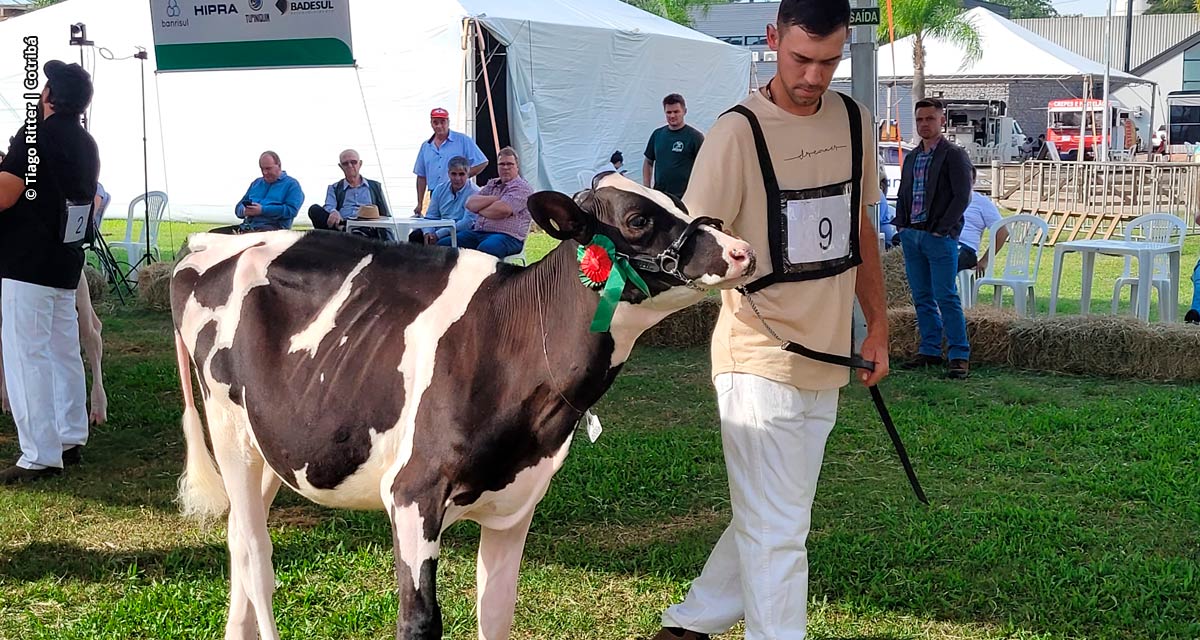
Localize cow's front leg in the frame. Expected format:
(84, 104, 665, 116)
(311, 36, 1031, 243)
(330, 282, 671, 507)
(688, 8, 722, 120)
(476, 510, 535, 640)
(388, 490, 447, 640)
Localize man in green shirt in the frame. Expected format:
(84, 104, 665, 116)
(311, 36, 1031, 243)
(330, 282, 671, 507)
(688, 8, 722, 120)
(643, 93, 705, 199)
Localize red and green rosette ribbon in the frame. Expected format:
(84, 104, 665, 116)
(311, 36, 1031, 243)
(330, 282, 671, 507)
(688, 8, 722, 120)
(578, 234, 650, 332)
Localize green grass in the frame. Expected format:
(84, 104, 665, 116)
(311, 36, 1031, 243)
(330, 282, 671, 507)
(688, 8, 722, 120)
(0, 303, 1197, 639)
(95, 218, 1200, 322)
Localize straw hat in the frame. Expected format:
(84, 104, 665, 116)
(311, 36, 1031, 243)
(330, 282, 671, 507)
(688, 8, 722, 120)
(355, 204, 381, 220)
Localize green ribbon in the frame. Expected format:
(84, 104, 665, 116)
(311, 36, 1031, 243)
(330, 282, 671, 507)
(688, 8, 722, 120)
(578, 234, 651, 333)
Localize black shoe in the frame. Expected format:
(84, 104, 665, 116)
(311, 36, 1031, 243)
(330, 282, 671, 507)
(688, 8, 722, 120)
(649, 628, 711, 640)
(0, 464, 62, 485)
(899, 354, 945, 370)
(1186, 309, 1200, 325)
(62, 445, 83, 467)
(947, 359, 971, 379)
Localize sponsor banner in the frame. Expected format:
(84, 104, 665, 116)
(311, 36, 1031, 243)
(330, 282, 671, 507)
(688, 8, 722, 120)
(150, 0, 353, 71)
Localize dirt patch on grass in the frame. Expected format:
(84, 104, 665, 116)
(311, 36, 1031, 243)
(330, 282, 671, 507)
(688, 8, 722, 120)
(270, 506, 326, 530)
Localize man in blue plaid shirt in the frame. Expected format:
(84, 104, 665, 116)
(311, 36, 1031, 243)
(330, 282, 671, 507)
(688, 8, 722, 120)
(893, 98, 974, 379)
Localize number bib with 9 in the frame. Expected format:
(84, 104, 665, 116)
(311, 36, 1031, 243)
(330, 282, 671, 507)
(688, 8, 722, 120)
(784, 192, 851, 265)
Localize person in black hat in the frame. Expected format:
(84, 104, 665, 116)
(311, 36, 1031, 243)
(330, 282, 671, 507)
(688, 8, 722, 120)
(0, 60, 100, 484)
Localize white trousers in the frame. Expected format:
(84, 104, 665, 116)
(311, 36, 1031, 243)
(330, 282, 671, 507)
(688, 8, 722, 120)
(2, 279, 88, 470)
(663, 372, 839, 640)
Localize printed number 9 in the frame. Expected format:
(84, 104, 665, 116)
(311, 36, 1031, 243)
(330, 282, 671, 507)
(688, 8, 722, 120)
(819, 217, 833, 250)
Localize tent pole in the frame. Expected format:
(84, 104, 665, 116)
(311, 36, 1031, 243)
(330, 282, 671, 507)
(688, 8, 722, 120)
(463, 19, 476, 143)
(475, 21, 502, 160)
(1079, 77, 1088, 161)
(1148, 81, 1156, 154)
(1101, 0, 1113, 161)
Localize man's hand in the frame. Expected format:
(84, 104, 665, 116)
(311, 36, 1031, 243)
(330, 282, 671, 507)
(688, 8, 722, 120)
(414, 206, 423, 216)
(858, 331, 890, 387)
(244, 203, 262, 217)
(328, 210, 343, 227)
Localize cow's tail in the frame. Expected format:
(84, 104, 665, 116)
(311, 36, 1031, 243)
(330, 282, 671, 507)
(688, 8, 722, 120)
(174, 330, 230, 519)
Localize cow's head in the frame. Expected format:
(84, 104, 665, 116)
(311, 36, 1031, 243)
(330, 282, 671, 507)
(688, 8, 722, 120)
(529, 172, 755, 311)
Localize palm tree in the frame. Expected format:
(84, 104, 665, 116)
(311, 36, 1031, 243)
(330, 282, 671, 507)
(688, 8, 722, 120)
(881, 0, 983, 100)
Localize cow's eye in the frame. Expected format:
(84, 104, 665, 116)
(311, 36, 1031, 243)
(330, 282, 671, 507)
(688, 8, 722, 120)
(627, 214, 649, 229)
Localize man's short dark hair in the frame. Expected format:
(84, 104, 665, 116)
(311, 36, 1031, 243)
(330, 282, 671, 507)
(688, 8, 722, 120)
(663, 93, 686, 109)
(261, 150, 281, 166)
(43, 60, 93, 117)
(448, 155, 469, 172)
(777, 0, 850, 37)
(915, 98, 944, 113)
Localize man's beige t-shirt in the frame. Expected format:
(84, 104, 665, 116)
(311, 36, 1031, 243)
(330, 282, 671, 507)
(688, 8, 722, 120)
(683, 90, 879, 391)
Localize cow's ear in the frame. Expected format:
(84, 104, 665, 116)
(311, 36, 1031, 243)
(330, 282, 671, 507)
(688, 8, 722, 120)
(529, 191, 593, 243)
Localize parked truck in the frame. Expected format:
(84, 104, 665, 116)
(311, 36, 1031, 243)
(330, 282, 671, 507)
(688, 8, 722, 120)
(941, 99, 1024, 163)
(1046, 98, 1141, 160)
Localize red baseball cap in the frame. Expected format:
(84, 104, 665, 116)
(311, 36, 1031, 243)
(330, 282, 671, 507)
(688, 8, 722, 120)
(430, 108, 449, 119)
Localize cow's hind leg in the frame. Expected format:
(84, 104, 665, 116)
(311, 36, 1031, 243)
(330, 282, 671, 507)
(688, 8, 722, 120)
(388, 486, 448, 640)
(476, 511, 535, 640)
(210, 417, 281, 640)
(222, 468, 283, 640)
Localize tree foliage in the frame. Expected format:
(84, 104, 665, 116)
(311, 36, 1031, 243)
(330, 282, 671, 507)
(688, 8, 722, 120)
(1144, 0, 1199, 14)
(988, 0, 1058, 19)
(621, 0, 728, 27)
(880, 0, 984, 99)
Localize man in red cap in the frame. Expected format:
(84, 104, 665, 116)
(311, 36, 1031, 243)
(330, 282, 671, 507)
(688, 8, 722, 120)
(413, 107, 487, 216)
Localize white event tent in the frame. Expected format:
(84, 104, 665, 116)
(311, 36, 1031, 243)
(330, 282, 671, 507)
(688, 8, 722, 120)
(0, 0, 750, 224)
(833, 7, 1151, 139)
(837, 7, 1144, 83)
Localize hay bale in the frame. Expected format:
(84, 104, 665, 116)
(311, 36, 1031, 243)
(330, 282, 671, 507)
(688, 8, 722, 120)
(1008, 315, 1200, 381)
(82, 265, 106, 305)
(887, 304, 1018, 365)
(642, 297, 721, 347)
(887, 306, 920, 359)
(137, 261, 175, 311)
(882, 247, 911, 309)
(967, 306, 1019, 364)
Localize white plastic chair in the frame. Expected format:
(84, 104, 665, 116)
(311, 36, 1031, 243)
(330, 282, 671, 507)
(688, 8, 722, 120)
(973, 214, 1049, 317)
(109, 191, 168, 268)
(502, 249, 527, 266)
(1110, 212, 1186, 322)
(957, 269, 976, 310)
(577, 169, 596, 192)
(502, 221, 532, 266)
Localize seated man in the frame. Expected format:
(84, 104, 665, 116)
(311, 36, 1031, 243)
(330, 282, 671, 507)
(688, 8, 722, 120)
(957, 166, 1008, 274)
(214, 151, 303, 234)
(419, 155, 478, 245)
(308, 148, 390, 231)
(438, 146, 530, 259)
(878, 172, 897, 249)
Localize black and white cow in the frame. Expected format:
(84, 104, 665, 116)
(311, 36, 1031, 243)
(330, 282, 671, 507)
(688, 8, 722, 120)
(170, 173, 755, 640)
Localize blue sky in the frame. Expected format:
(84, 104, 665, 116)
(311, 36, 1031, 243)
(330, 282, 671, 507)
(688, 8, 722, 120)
(1053, 0, 1120, 16)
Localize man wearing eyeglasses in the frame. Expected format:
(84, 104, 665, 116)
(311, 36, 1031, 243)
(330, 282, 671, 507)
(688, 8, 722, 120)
(308, 149, 391, 231)
(437, 146, 530, 259)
